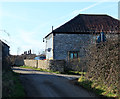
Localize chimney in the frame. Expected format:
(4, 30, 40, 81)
(52, 26, 53, 32)
(30, 49, 31, 54)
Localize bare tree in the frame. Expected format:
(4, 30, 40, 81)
(17, 47, 21, 55)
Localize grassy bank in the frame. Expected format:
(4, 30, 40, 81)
(77, 75, 119, 98)
(2, 70, 25, 98)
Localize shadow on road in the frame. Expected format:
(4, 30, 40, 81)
(12, 67, 99, 98)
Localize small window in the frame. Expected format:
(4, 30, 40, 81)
(74, 53, 78, 58)
(69, 51, 79, 59)
(96, 32, 106, 43)
(70, 53, 74, 59)
(48, 48, 51, 52)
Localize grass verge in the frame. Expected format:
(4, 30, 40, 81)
(2, 70, 25, 98)
(77, 75, 119, 98)
(20, 65, 60, 74)
(19, 65, 86, 75)
(62, 70, 86, 75)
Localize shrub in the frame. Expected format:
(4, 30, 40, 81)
(86, 37, 120, 97)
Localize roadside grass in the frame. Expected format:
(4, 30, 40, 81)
(19, 65, 60, 74)
(77, 75, 118, 98)
(19, 65, 86, 75)
(62, 70, 86, 75)
(2, 70, 25, 98)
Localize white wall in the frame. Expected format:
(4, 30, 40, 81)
(45, 34, 53, 59)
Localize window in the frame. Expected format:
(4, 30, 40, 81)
(96, 32, 106, 43)
(48, 48, 51, 52)
(69, 51, 79, 59)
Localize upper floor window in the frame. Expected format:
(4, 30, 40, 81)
(96, 32, 106, 43)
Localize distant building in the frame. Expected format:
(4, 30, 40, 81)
(24, 51, 27, 55)
(22, 50, 36, 59)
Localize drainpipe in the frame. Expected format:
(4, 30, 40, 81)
(101, 32, 103, 42)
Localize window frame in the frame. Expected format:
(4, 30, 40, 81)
(68, 51, 79, 60)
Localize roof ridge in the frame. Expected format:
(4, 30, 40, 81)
(78, 14, 108, 16)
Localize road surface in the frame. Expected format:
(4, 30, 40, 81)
(13, 67, 98, 98)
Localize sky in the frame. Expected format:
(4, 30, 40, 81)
(0, 0, 119, 55)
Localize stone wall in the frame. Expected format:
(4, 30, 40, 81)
(14, 57, 24, 66)
(49, 60, 65, 73)
(53, 34, 93, 60)
(24, 60, 38, 68)
(38, 60, 50, 70)
(24, 59, 65, 72)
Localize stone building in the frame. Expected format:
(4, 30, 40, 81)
(0, 40, 10, 59)
(0, 40, 10, 70)
(44, 14, 119, 61)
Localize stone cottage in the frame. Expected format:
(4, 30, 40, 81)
(44, 14, 119, 61)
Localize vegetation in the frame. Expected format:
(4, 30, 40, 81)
(20, 65, 60, 74)
(78, 75, 118, 98)
(62, 70, 86, 75)
(85, 37, 120, 98)
(20, 65, 86, 75)
(2, 57, 25, 98)
(67, 58, 87, 72)
(2, 70, 25, 98)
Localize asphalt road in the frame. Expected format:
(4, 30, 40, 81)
(13, 67, 98, 98)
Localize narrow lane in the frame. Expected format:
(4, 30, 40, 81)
(13, 67, 98, 97)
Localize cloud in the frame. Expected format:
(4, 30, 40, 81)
(72, 2, 103, 15)
(53, 0, 110, 29)
(51, 2, 104, 29)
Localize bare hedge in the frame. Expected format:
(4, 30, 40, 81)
(86, 37, 120, 95)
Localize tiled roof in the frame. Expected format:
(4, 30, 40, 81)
(45, 14, 120, 38)
(53, 14, 119, 33)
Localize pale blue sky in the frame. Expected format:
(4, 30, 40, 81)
(0, 1, 119, 55)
